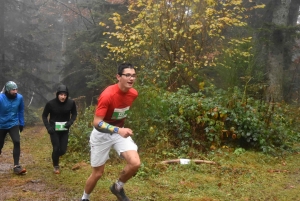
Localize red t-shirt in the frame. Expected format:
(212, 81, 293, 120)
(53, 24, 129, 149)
(95, 84, 138, 127)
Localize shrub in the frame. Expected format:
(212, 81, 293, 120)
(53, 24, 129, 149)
(67, 85, 298, 159)
(129, 85, 298, 157)
(67, 105, 94, 160)
(24, 107, 39, 126)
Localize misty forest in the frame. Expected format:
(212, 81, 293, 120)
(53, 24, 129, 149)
(3, 0, 300, 200)
(2, 0, 300, 158)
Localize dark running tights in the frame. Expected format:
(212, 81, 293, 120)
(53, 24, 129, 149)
(50, 131, 69, 167)
(0, 126, 21, 165)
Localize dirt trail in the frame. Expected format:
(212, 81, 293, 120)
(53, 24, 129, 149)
(0, 124, 77, 201)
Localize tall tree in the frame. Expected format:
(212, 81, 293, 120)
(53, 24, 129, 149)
(100, 0, 263, 91)
(0, 0, 5, 81)
(254, 0, 300, 102)
(267, 0, 291, 102)
(60, 0, 129, 103)
(1, 0, 53, 105)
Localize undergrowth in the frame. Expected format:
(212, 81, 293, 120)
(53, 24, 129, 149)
(67, 85, 300, 163)
(4, 105, 299, 200)
(127, 85, 299, 157)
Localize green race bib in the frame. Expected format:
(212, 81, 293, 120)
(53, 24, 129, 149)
(111, 106, 130, 120)
(55, 122, 68, 131)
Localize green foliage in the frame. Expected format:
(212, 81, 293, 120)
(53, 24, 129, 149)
(234, 148, 246, 155)
(66, 105, 95, 161)
(129, 85, 298, 157)
(61, 0, 130, 102)
(24, 107, 39, 126)
(100, 0, 265, 91)
(216, 36, 256, 88)
(126, 85, 177, 158)
(67, 84, 298, 160)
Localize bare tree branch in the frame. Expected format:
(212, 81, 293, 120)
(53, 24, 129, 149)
(53, 0, 94, 25)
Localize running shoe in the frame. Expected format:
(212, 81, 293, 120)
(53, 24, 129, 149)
(110, 183, 130, 201)
(13, 165, 27, 175)
(53, 166, 60, 174)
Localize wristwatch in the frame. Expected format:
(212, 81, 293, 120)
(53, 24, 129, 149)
(113, 127, 119, 133)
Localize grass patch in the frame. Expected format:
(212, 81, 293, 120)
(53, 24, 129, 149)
(1, 124, 300, 200)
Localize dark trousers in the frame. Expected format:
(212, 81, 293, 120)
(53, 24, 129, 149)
(0, 126, 21, 165)
(50, 130, 69, 167)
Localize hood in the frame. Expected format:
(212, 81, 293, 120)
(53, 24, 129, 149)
(56, 85, 69, 100)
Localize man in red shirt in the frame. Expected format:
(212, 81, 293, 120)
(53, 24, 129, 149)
(81, 63, 140, 201)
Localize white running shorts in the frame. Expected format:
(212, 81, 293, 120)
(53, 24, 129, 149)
(89, 127, 138, 167)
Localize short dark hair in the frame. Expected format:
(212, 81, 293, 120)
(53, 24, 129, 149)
(117, 63, 135, 75)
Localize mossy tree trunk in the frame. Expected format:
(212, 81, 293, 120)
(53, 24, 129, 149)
(265, 0, 300, 102)
(266, 0, 291, 102)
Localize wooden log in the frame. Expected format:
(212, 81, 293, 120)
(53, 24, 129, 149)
(160, 159, 216, 165)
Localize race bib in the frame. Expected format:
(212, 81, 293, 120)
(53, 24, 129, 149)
(55, 122, 68, 131)
(111, 106, 130, 120)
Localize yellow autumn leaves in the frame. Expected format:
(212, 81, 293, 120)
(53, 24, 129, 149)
(98, 0, 263, 87)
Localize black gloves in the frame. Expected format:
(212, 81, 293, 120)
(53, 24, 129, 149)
(19, 125, 23, 133)
(64, 121, 72, 129)
(47, 127, 55, 135)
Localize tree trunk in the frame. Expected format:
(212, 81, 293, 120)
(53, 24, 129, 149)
(60, 17, 66, 83)
(0, 0, 5, 77)
(285, 0, 300, 102)
(266, 0, 292, 102)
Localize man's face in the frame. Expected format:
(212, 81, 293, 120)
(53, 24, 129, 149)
(8, 89, 18, 98)
(58, 92, 67, 102)
(117, 68, 136, 91)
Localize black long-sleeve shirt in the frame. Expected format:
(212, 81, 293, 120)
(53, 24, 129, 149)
(42, 98, 77, 130)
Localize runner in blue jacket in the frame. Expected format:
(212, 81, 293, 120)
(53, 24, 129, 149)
(0, 81, 26, 175)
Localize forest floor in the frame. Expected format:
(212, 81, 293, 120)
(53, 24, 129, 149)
(1, 124, 300, 201)
(0, 124, 76, 201)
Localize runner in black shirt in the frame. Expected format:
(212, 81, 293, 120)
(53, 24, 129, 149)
(42, 85, 77, 174)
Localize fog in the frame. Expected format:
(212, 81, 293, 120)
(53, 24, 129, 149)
(1, 0, 300, 107)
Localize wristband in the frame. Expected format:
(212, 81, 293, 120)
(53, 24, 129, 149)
(98, 121, 119, 133)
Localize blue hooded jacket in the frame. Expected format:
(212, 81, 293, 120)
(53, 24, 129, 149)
(0, 93, 25, 129)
